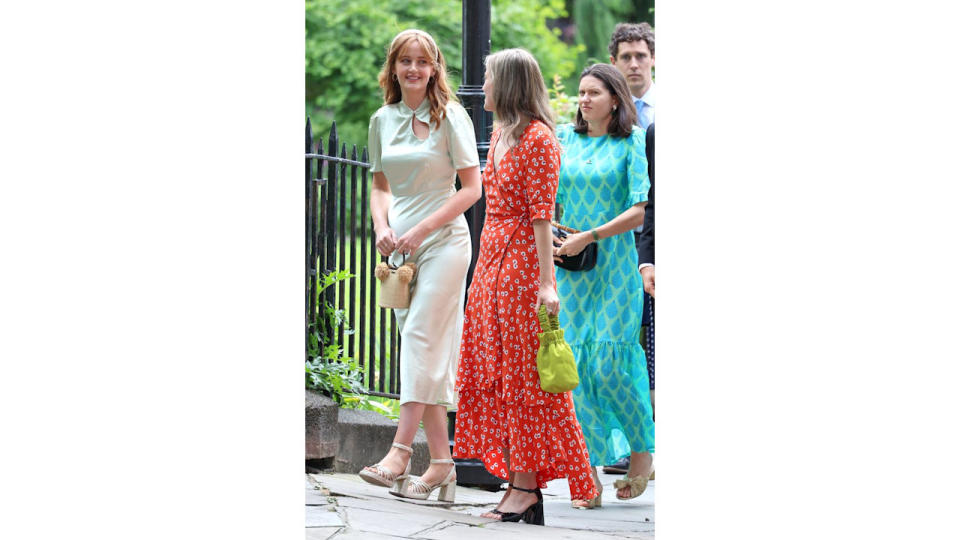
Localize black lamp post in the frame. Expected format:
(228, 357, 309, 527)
(450, 0, 504, 490)
(456, 0, 492, 288)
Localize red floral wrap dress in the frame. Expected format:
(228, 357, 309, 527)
(453, 120, 597, 501)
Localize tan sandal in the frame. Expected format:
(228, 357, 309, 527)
(391, 458, 456, 501)
(572, 492, 602, 509)
(358, 442, 412, 489)
(572, 467, 603, 509)
(614, 470, 653, 500)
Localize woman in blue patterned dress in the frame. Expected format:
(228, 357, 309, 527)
(553, 64, 654, 508)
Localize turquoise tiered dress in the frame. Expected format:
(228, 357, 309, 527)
(555, 124, 655, 465)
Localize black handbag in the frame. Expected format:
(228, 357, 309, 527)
(552, 223, 598, 272)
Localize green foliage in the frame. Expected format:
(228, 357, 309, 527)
(306, 357, 367, 406)
(491, 0, 583, 87)
(572, 0, 654, 64)
(548, 73, 578, 125)
(306, 269, 364, 405)
(306, 0, 582, 149)
(307, 269, 355, 362)
(341, 393, 401, 421)
(564, 0, 654, 94)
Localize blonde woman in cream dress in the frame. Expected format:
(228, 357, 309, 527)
(357, 29, 481, 504)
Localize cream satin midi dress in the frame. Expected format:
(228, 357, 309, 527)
(367, 99, 479, 406)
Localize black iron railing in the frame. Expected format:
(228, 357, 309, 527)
(306, 119, 402, 399)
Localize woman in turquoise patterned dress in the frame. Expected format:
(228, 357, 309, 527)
(554, 64, 654, 508)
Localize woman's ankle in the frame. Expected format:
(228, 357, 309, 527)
(383, 446, 411, 466)
(628, 452, 653, 476)
(511, 473, 538, 491)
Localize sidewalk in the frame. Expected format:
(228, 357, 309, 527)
(305, 469, 654, 539)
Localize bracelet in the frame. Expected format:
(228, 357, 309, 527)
(590, 229, 600, 242)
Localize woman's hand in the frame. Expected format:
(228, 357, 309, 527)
(556, 231, 593, 258)
(640, 265, 655, 298)
(375, 227, 398, 256)
(394, 224, 428, 257)
(552, 229, 565, 264)
(535, 282, 560, 315)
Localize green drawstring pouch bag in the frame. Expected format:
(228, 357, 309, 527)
(536, 305, 580, 393)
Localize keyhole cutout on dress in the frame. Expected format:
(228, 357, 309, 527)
(411, 116, 429, 141)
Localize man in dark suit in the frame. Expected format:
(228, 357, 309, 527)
(637, 123, 654, 297)
(636, 124, 655, 409)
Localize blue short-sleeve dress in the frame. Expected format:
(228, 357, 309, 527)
(555, 123, 655, 465)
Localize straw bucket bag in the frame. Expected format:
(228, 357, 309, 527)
(374, 254, 418, 309)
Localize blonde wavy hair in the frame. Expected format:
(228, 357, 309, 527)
(485, 48, 555, 141)
(377, 29, 456, 129)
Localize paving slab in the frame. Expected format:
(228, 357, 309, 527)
(323, 530, 408, 540)
(306, 475, 334, 506)
(425, 521, 650, 539)
(304, 526, 343, 540)
(339, 505, 450, 538)
(305, 504, 345, 528)
(306, 468, 654, 539)
(306, 489, 333, 506)
(333, 491, 492, 527)
(452, 471, 655, 536)
(315, 472, 501, 508)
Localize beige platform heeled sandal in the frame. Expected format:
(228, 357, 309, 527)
(358, 442, 413, 490)
(572, 469, 603, 509)
(614, 469, 654, 500)
(571, 492, 602, 509)
(391, 458, 457, 502)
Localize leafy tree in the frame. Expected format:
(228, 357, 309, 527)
(563, 0, 653, 93)
(306, 0, 582, 149)
(491, 0, 583, 89)
(572, 0, 653, 63)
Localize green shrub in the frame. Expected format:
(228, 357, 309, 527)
(548, 73, 578, 125)
(340, 393, 401, 421)
(307, 269, 366, 406)
(306, 357, 367, 406)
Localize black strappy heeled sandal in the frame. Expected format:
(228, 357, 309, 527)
(496, 484, 544, 526)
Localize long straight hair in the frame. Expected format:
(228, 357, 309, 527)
(485, 48, 555, 141)
(377, 29, 456, 128)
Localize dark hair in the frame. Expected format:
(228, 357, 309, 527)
(608, 22, 655, 59)
(573, 64, 636, 137)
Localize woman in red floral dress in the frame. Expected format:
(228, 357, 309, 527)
(453, 48, 597, 526)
